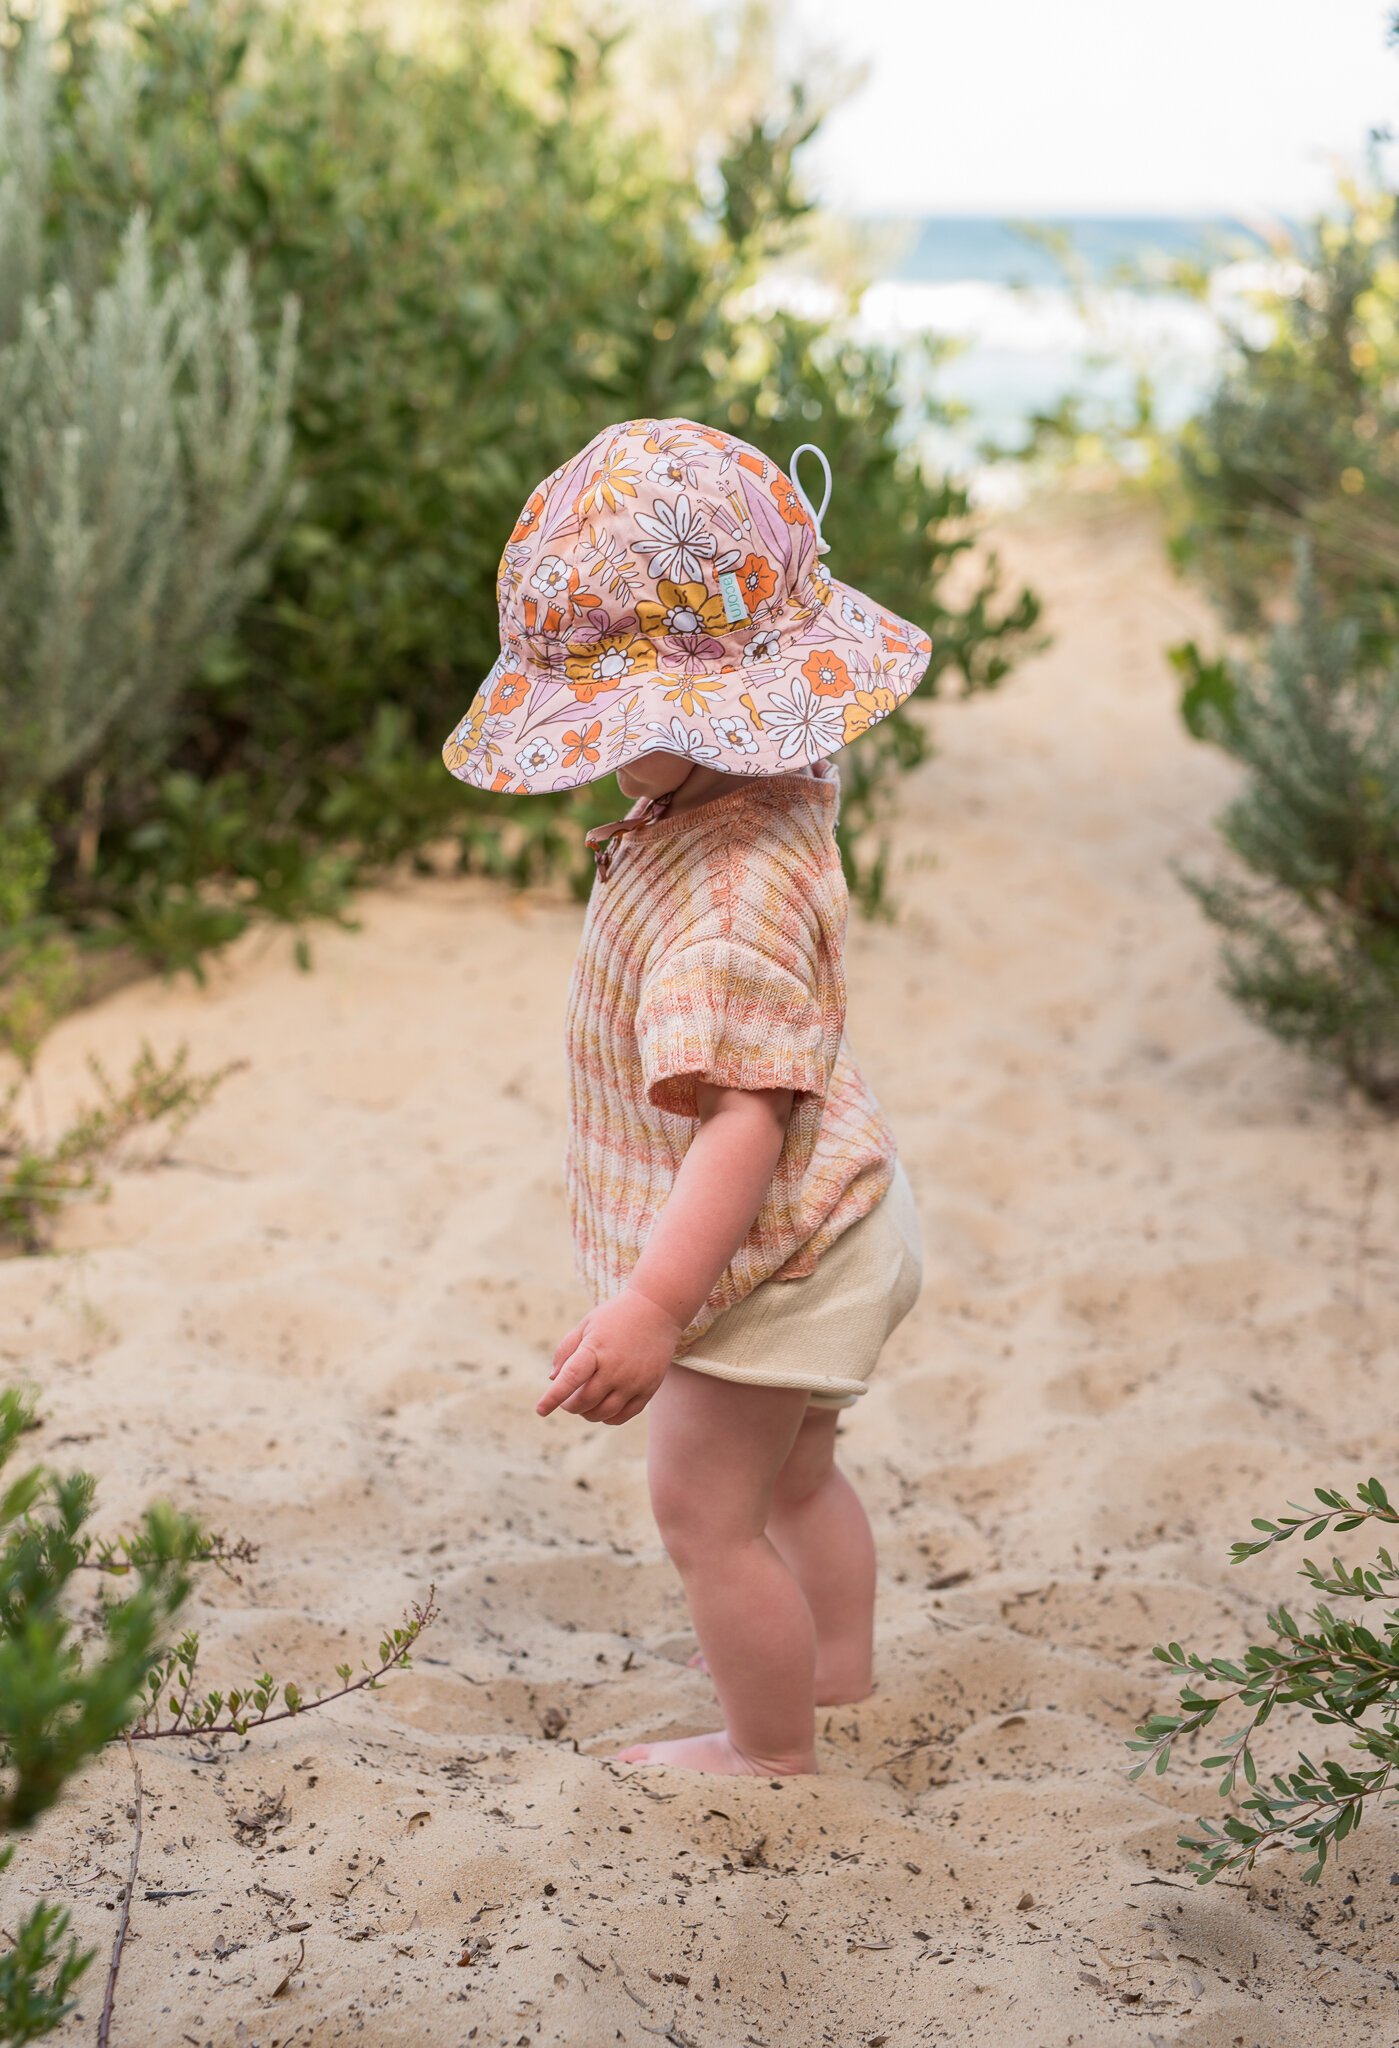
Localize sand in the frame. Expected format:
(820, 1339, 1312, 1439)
(5, 501, 1399, 2048)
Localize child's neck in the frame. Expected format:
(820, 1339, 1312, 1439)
(666, 761, 813, 819)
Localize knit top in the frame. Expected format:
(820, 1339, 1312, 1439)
(563, 762, 897, 1349)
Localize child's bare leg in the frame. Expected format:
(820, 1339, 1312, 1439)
(767, 1405, 876, 1703)
(689, 1403, 876, 1705)
(613, 1365, 818, 1775)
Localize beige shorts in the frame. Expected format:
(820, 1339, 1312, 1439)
(674, 1158, 923, 1410)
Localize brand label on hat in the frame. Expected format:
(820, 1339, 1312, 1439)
(717, 570, 750, 625)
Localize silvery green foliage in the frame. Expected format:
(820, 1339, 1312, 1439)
(0, 10, 52, 347)
(0, 210, 299, 800)
(1182, 560, 1399, 1104)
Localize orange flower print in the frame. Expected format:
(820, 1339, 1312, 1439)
(736, 553, 777, 606)
(510, 488, 545, 543)
(490, 767, 515, 791)
(562, 720, 603, 768)
(564, 630, 658, 700)
(842, 686, 898, 742)
(801, 648, 853, 698)
(489, 670, 529, 714)
(771, 475, 808, 526)
(575, 445, 640, 517)
(635, 580, 727, 642)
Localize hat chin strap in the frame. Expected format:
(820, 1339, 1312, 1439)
(789, 443, 832, 556)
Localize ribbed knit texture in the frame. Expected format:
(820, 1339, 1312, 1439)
(563, 763, 897, 1348)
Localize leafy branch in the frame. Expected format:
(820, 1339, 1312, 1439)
(128, 1590, 438, 1743)
(75, 1529, 258, 1582)
(0, 1043, 242, 1253)
(1129, 1478, 1399, 1883)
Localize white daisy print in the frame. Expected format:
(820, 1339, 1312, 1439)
(741, 629, 782, 667)
(647, 452, 700, 489)
(530, 555, 570, 600)
(634, 494, 717, 584)
(762, 678, 846, 762)
(710, 713, 759, 755)
(841, 593, 877, 637)
(644, 716, 722, 764)
(515, 735, 559, 775)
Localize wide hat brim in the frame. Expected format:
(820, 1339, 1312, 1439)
(443, 573, 934, 795)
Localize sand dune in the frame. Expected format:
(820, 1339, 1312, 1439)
(5, 502, 1399, 2046)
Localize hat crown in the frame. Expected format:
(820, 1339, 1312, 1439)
(496, 418, 824, 666)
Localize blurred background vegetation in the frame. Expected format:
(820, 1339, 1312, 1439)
(2, 0, 1396, 1104)
(0, 0, 1039, 1048)
(1167, 177, 1399, 1104)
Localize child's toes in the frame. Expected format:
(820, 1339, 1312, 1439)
(686, 1649, 710, 1674)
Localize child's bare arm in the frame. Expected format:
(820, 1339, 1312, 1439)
(538, 1082, 793, 1425)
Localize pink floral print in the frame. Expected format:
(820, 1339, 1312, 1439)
(442, 416, 932, 793)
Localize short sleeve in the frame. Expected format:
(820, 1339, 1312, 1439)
(636, 939, 830, 1118)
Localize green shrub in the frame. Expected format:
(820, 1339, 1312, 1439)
(0, 1382, 436, 2038)
(1131, 1478, 1399, 1885)
(1172, 169, 1399, 1102)
(1171, 182, 1399, 657)
(0, 1387, 196, 2039)
(0, 0, 1037, 963)
(1177, 573, 1399, 1104)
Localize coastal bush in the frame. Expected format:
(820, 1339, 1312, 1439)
(0, 0, 1037, 969)
(0, 21, 298, 866)
(1172, 170, 1399, 1102)
(1176, 572, 1399, 1104)
(0, 1387, 436, 2037)
(1171, 183, 1399, 655)
(1131, 1477, 1399, 1885)
(0, 1387, 196, 2039)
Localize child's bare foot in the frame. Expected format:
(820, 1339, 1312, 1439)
(611, 1729, 817, 1775)
(686, 1646, 872, 1708)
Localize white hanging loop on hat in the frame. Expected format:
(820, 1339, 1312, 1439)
(789, 442, 833, 555)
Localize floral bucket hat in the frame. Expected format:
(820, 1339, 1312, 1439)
(441, 416, 933, 795)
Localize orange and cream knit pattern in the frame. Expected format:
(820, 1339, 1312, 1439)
(563, 763, 897, 1349)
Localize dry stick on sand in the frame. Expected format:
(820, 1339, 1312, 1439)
(98, 1737, 143, 2048)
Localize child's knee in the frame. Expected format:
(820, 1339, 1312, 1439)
(649, 1467, 752, 1567)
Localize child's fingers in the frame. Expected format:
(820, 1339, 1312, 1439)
(561, 1370, 614, 1416)
(537, 1345, 597, 1417)
(589, 1388, 632, 1424)
(552, 1320, 588, 1373)
(606, 1393, 650, 1427)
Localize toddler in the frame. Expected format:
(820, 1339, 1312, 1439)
(444, 417, 929, 1776)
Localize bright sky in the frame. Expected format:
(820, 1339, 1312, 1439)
(780, 0, 1395, 215)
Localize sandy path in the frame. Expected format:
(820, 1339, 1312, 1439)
(5, 503, 1399, 2047)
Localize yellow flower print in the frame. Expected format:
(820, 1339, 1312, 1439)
(563, 630, 658, 700)
(443, 696, 495, 773)
(661, 673, 725, 717)
(842, 686, 898, 743)
(575, 446, 640, 517)
(635, 580, 728, 642)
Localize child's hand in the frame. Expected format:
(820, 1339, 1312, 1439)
(538, 1287, 682, 1425)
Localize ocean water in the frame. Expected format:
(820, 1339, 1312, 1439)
(755, 214, 1295, 486)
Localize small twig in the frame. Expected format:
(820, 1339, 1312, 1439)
(98, 1737, 143, 2048)
(128, 1589, 437, 1741)
(77, 1534, 259, 1581)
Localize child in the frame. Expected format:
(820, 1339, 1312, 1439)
(444, 418, 929, 1776)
